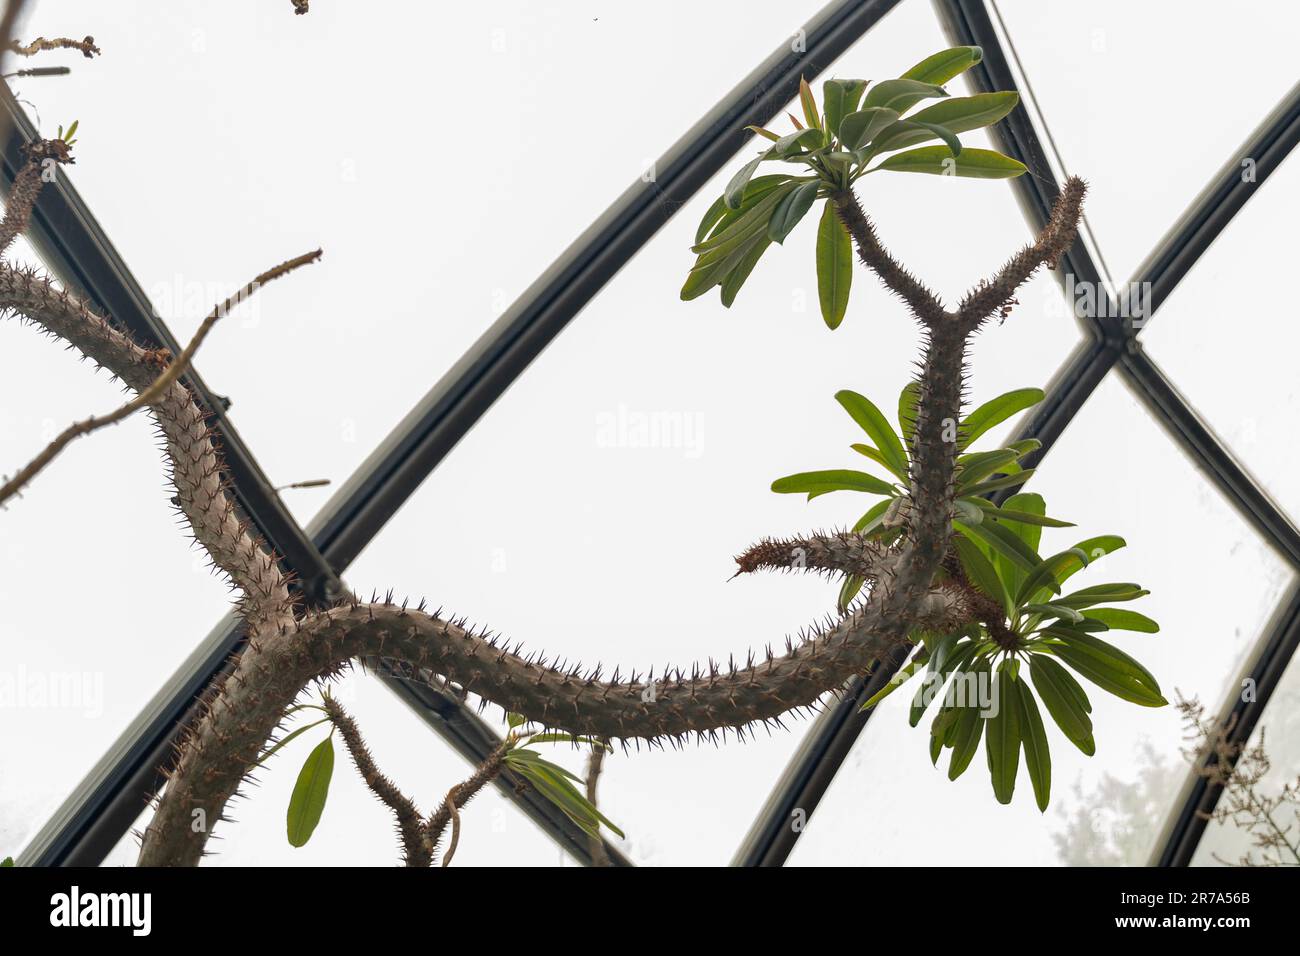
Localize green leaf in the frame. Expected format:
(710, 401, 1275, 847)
(1006, 438, 1043, 459)
(954, 534, 1009, 613)
(898, 381, 921, 447)
(770, 468, 896, 498)
(960, 388, 1045, 449)
(873, 145, 1026, 179)
(853, 497, 894, 535)
(815, 201, 853, 329)
(851, 443, 896, 474)
(837, 107, 901, 151)
(956, 518, 1041, 575)
(871, 92, 1019, 154)
(1016, 548, 1091, 606)
(835, 390, 909, 480)
(799, 76, 822, 130)
(955, 449, 1020, 492)
(507, 752, 625, 838)
(1015, 678, 1052, 811)
(909, 641, 979, 726)
(682, 184, 797, 299)
(974, 500, 1074, 528)
(286, 736, 335, 848)
(694, 195, 729, 246)
(1, 856, 13, 867)
(775, 127, 824, 157)
(256, 716, 331, 767)
(719, 236, 773, 307)
(507, 712, 527, 730)
(861, 650, 930, 710)
(1023, 603, 1085, 624)
(901, 46, 983, 85)
(992, 492, 1046, 597)
(838, 573, 865, 614)
(1048, 631, 1160, 691)
(872, 119, 962, 157)
(724, 151, 773, 208)
(1028, 655, 1095, 754)
(823, 79, 867, 136)
(745, 124, 781, 142)
(694, 175, 801, 250)
(953, 498, 983, 526)
(985, 660, 1021, 804)
(1084, 608, 1160, 633)
(947, 701, 985, 780)
(1049, 645, 1167, 708)
(1054, 582, 1149, 610)
(960, 469, 1036, 497)
(862, 78, 949, 115)
(768, 180, 820, 244)
(1054, 536, 1127, 589)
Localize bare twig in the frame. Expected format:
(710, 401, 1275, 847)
(586, 745, 611, 867)
(7, 34, 99, 58)
(440, 797, 461, 867)
(424, 741, 509, 864)
(1178, 694, 1300, 867)
(0, 249, 321, 506)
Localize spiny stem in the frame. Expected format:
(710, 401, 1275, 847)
(0, 249, 321, 506)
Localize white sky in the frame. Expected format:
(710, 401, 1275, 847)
(1, 0, 1298, 867)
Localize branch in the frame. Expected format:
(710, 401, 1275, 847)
(7, 34, 99, 58)
(425, 740, 509, 865)
(0, 249, 320, 507)
(734, 530, 890, 580)
(321, 695, 429, 867)
(0, 138, 72, 258)
(831, 189, 948, 326)
(957, 176, 1087, 325)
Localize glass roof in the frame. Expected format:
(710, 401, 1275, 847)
(3, 0, 1298, 868)
(992, 0, 1300, 285)
(1142, 150, 1300, 522)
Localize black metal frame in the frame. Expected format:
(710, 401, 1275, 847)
(12, 0, 1300, 869)
(13, 0, 906, 867)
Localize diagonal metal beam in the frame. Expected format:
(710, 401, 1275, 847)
(14, 0, 904, 866)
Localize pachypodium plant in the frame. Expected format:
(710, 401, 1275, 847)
(682, 46, 1023, 327)
(2, 34, 1143, 865)
(768, 383, 1164, 809)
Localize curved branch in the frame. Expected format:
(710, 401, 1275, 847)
(957, 176, 1087, 325)
(321, 696, 428, 867)
(831, 189, 947, 326)
(734, 530, 890, 580)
